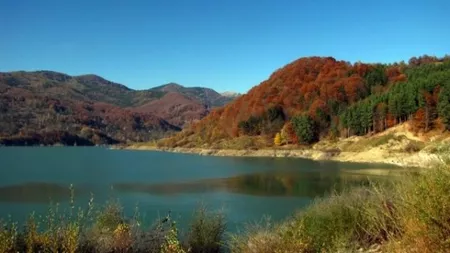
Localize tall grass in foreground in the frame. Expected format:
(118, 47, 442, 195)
(0, 187, 226, 253)
(184, 205, 227, 253)
(231, 163, 450, 253)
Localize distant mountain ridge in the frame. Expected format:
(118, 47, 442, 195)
(0, 70, 237, 145)
(150, 82, 235, 108)
(220, 91, 241, 98)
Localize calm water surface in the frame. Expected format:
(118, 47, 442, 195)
(0, 147, 399, 232)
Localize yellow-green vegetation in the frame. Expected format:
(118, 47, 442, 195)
(336, 133, 424, 153)
(274, 133, 282, 146)
(230, 162, 450, 253)
(424, 141, 450, 155)
(158, 133, 272, 150)
(0, 187, 226, 253)
(128, 139, 158, 148)
(185, 205, 227, 253)
(212, 136, 271, 150)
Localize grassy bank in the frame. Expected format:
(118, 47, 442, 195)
(231, 161, 450, 253)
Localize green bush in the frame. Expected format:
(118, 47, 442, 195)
(294, 185, 400, 252)
(291, 115, 318, 144)
(403, 141, 424, 153)
(184, 205, 226, 253)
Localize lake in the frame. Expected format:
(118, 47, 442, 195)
(0, 147, 399, 233)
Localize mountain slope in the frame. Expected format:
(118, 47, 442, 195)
(0, 81, 178, 145)
(135, 92, 209, 127)
(0, 71, 236, 145)
(141, 83, 236, 127)
(160, 55, 450, 148)
(150, 82, 235, 108)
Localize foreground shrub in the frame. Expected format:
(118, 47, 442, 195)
(184, 205, 226, 253)
(0, 220, 17, 253)
(296, 186, 400, 251)
(229, 217, 309, 253)
(390, 165, 450, 252)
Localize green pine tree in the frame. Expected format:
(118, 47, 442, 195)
(291, 115, 317, 144)
(438, 83, 450, 130)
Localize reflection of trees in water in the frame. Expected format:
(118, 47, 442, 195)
(0, 182, 71, 203)
(0, 182, 95, 203)
(0, 167, 393, 203)
(227, 172, 375, 198)
(114, 169, 387, 198)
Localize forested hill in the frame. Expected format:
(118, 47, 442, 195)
(0, 71, 235, 146)
(160, 55, 450, 148)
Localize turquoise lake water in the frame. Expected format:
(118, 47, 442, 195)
(0, 147, 397, 232)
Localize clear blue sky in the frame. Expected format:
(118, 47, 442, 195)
(1, 0, 449, 93)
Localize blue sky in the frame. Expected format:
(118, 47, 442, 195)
(1, 0, 449, 93)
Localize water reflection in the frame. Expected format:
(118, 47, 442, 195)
(114, 168, 396, 198)
(0, 182, 82, 203)
(0, 168, 403, 203)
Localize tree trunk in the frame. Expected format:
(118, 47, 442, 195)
(373, 118, 377, 133)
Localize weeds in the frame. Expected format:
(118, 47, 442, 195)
(425, 141, 450, 155)
(228, 216, 309, 253)
(0, 218, 17, 253)
(184, 204, 226, 253)
(231, 164, 450, 253)
(403, 141, 424, 153)
(0, 191, 227, 253)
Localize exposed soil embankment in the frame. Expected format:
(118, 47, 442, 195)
(122, 123, 450, 167)
(122, 144, 444, 168)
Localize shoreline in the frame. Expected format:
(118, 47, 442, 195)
(119, 145, 444, 168)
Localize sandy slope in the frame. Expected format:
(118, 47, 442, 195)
(123, 123, 449, 168)
(123, 145, 444, 168)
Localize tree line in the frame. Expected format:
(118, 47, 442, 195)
(237, 58, 450, 145)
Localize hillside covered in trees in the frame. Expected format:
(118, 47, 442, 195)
(0, 71, 235, 146)
(160, 55, 450, 148)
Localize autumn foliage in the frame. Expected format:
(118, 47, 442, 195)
(165, 55, 450, 147)
(0, 71, 240, 146)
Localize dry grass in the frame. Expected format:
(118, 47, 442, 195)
(424, 141, 450, 155)
(0, 189, 226, 253)
(184, 204, 227, 253)
(231, 162, 450, 253)
(215, 136, 269, 150)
